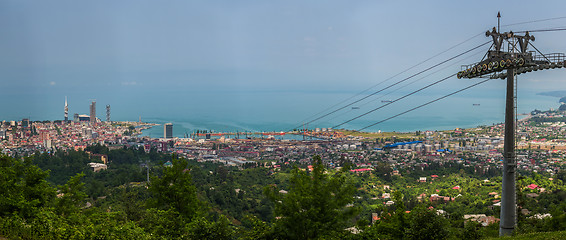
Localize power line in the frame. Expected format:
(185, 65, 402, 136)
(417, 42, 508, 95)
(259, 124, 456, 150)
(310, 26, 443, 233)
(327, 49, 486, 123)
(358, 77, 493, 131)
(293, 16, 566, 132)
(290, 32, 486, 131)
(332, 73, 455, 129)
(503, 16, 566, 27)
(291, 41, 490, 131)
(515, 27, 566, 33)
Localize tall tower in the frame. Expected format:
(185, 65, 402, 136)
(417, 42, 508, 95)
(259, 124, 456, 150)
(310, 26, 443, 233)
(457, 13, 565, 236)
(90, 101, 96, 125)
(64, 96, 69, 122)
(106, 105, 111, 122)
(164, 123, 173, 139)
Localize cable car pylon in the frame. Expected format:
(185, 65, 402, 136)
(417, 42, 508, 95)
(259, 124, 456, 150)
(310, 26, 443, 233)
(458, 12, 566, 236)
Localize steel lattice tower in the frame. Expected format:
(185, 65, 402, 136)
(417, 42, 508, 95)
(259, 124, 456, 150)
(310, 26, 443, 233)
(106, 105, 111, 122)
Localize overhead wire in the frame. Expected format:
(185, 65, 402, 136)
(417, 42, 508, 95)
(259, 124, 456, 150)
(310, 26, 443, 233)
(331, 41, 491, 129)
(289, 31, 486, 131)
(358, 77, 493, 131)
(292, 16, 566, 132)
(515, 27, 566, 33)
(290, 41, 490, 132)
(326, 49, 486, 123)
(502, 16, 566, 27)
(332, 73, 455, 129)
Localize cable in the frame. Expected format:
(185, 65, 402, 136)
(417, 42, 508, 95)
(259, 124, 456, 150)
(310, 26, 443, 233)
(503, 16, 566, 27)
(327, 49, 486, 123)
(332, 72, 455, 129)
(359, 77, 493, 131)
(514, 27, 566, 33)
(291, 41, 490, 131)
(289, 32, 487, 131)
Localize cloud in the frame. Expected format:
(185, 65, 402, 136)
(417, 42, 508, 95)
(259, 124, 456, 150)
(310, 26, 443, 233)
(50, 81, 56, 86)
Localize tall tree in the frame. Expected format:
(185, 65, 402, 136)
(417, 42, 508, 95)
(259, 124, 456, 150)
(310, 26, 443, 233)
(264, 155, 358, 239)
(147, 158, 201, 220)
(0, 155, 55, 218)
(55, 173, 87, 216)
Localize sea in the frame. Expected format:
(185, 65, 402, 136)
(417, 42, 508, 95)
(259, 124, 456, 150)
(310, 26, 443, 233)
(137, 88, 559, 138)
(0, 82, 561, 139)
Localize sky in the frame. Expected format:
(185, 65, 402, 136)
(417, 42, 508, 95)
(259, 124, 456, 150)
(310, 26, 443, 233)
(1, 0, 566, 127)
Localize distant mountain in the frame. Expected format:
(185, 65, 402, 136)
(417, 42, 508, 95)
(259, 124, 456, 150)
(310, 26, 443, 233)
(537, 90, 566, 98)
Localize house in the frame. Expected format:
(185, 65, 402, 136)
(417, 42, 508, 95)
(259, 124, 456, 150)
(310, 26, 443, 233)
(372, 213, 379, 224)
(464, 214, 499, 226)
(419, 177, 427, 183)
(526, 193, 539, 198)
(88, 162, 107, 172)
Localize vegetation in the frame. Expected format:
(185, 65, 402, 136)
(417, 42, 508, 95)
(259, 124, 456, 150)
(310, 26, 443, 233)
(1, 146, 566, 239)
(264, 156, 358, 239)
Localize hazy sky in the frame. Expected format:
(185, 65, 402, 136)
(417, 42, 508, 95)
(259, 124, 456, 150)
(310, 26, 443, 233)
(2, 0, 566, 123)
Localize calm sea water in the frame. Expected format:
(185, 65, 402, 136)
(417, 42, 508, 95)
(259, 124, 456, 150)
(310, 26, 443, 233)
(138, 88, 558, 138)
(0, 80, 559, 138)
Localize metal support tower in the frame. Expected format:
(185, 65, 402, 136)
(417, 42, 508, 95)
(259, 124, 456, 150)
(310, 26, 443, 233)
(64, 96, 69, 122)
(457, 13, 565, 236)
(106, 105, 111, 122)
(501, 68, 516, 236)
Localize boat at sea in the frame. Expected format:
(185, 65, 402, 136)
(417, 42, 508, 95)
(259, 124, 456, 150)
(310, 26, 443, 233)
(381, 100, 393, 103)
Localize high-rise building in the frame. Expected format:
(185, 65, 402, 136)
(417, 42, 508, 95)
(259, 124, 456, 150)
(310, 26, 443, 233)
(164, 123, 173, 139)
(64, 96, 69, 122)
(90, 101, 96, 125)
(22, 118, 30, 129)
(106, 105, 111, 122)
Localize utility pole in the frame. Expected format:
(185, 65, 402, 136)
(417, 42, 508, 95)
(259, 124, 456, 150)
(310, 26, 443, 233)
(457, 13, 565, 236)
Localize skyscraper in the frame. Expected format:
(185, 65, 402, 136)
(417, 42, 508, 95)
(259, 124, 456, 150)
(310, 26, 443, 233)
(106, 105, 111, 122)
(164, 123, 173, 139)
(64, 96, 69, 122)
(90, 101, 96, 125)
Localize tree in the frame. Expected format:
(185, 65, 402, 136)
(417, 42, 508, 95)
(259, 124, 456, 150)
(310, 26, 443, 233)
(404, 205, 449, 240)
(55, 173, 87, 216)
(264, 155, 358, 239)
(147, 158, 201, 220)
(0, 155, 55, 218)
